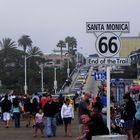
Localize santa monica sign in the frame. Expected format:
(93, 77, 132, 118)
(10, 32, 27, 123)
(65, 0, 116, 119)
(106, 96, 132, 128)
(86, 22, 130, 33)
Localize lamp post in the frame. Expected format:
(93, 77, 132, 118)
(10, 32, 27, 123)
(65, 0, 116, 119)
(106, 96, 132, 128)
(54, 67, 57, 94)
(65, 42, 70, 78)
(24, 55, 27, 95)
(24, 54, 39, 95)
(40, 64, 44, 92)
(67, 57, 70, 78)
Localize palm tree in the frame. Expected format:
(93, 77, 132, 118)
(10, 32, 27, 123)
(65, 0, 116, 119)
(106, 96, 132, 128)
(0, 38, 17, 61)
(56, 40, 66, 58)
(27, 46, 43, 56)
(18, 35, 32, 53)
(18, 35, 32, 94)
(65, 36, 77, 55)
(0, 38, 16, 50)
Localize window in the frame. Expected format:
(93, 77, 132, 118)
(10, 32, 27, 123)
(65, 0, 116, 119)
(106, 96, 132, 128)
(55, 59, 61, 64)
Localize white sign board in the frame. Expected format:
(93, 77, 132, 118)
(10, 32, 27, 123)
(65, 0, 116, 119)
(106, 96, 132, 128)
(86, 22, 130, 33)
(87, 57, 130, 66)
(86, 22, 130, 58)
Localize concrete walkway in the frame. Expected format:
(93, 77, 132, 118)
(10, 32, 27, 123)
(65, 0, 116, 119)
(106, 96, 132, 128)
(0, 113, 79, 140)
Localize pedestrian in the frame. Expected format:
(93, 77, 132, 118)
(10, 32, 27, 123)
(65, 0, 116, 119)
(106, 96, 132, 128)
(33, 108, 44, 137)
(43, 94, 59, 137)
(77, 110, 109, 140)
(11, 97, 21, 128)
(78, 91, 91, 135)
(74, 94, 80, 112)
(31, 98, 42, 128)
(24, 96, 32, 127)
(135, 94, 140, 139)
(40, 94, 47, 108)
(122, 93, 136, 140)
(61, 98, 74, 137)
(1, 94, 12, 128)
(93, 96, 103, 113)
(31, 92, 40, 103)
(85, 111, 109, 140)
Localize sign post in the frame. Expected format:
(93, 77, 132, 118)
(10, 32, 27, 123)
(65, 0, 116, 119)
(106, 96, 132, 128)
(106, 66, 111, 131)
(86, 22, 130, 132)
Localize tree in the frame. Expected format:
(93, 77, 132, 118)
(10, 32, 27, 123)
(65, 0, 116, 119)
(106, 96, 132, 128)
(0, 38, 16, 50)
(27, 46, 43, 56)
(0, 46, 24, 93)
(0, 38, 17, 65)
(56, 40, 66, 58)
(18, 35, 32, 53)
(65, 36, 77, 56)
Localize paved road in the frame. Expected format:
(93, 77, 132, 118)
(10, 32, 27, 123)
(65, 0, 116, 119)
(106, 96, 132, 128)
(83, 66, 100, 96)
(0, 113, 79, 140)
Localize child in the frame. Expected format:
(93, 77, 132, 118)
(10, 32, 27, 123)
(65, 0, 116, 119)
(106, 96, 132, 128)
(33, 108, 44, 137)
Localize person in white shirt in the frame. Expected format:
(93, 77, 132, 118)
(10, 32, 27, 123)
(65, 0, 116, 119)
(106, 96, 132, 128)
(61, 98, 74, 137)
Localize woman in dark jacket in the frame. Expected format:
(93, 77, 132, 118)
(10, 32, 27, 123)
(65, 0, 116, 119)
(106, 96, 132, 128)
(122, 93, 136, 140)
(24, 97, 32, 127)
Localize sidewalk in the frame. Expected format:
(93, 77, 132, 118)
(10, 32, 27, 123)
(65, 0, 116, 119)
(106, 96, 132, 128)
(0, 113, 79, 140)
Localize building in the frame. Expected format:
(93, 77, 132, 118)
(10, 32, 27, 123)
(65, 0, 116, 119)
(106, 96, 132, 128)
(43, 51, 85, 68)
(44, 53, 68, 68)
(119, 35, 140, 57)
(129, 49, 140, 79)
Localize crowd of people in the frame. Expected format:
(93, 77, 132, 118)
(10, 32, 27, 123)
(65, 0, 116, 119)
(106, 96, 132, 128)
(0, 92, 75, 138)
(76, 91, 140, 140)
(0, 91, 140, 140)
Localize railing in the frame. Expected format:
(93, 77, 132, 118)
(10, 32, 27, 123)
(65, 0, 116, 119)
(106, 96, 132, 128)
(58, 68, 78, 94)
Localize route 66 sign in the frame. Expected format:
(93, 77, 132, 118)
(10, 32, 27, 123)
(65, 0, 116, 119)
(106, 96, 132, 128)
(95, 32, 121, 57)
(86, 22, 129, 58)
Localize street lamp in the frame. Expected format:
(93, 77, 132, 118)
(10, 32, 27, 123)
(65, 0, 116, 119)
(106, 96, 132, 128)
(67, 57, 70, 78)
(40, 64, 44, 92)
(54, 67, 57, 94)
(65, 42, 70, 78)
(24, 54, 39, 95)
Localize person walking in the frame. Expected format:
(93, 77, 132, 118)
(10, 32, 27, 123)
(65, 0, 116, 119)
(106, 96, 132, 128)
(31, 98, 42, 128)
(78, 91, 91, 135)
(61, 98, 74, 137)
(43, 94, 59, 137)
(1, 94, 12, 128)
(11, 97, 21, 128)
(135, 94, 140, 139)
(33, 108, 44, 137)
(122, 93, 136, 140)
(24, 96, 32, 127)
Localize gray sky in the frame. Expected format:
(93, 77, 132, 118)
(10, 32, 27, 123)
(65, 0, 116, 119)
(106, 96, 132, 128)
(0, 0, 140, 56)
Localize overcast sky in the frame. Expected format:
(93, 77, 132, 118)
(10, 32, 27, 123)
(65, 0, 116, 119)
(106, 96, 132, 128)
(0, 0, 140, 56)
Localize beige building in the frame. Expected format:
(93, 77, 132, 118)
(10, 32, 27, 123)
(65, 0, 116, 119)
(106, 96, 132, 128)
(119, 36, 140, 57)
(44, 53, 68, 68)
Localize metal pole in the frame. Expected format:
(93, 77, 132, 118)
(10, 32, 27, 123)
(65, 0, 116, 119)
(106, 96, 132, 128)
(24, 54, 40, 95)
(77, 52, 78, 66)
(54, 67, 57, 94)
(67, 57, 70, 78)
(24, 55, 27, 95)
(41, 64, 44, 92)
(54, 67, 56, 81)
(107, 66, 111, 132)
